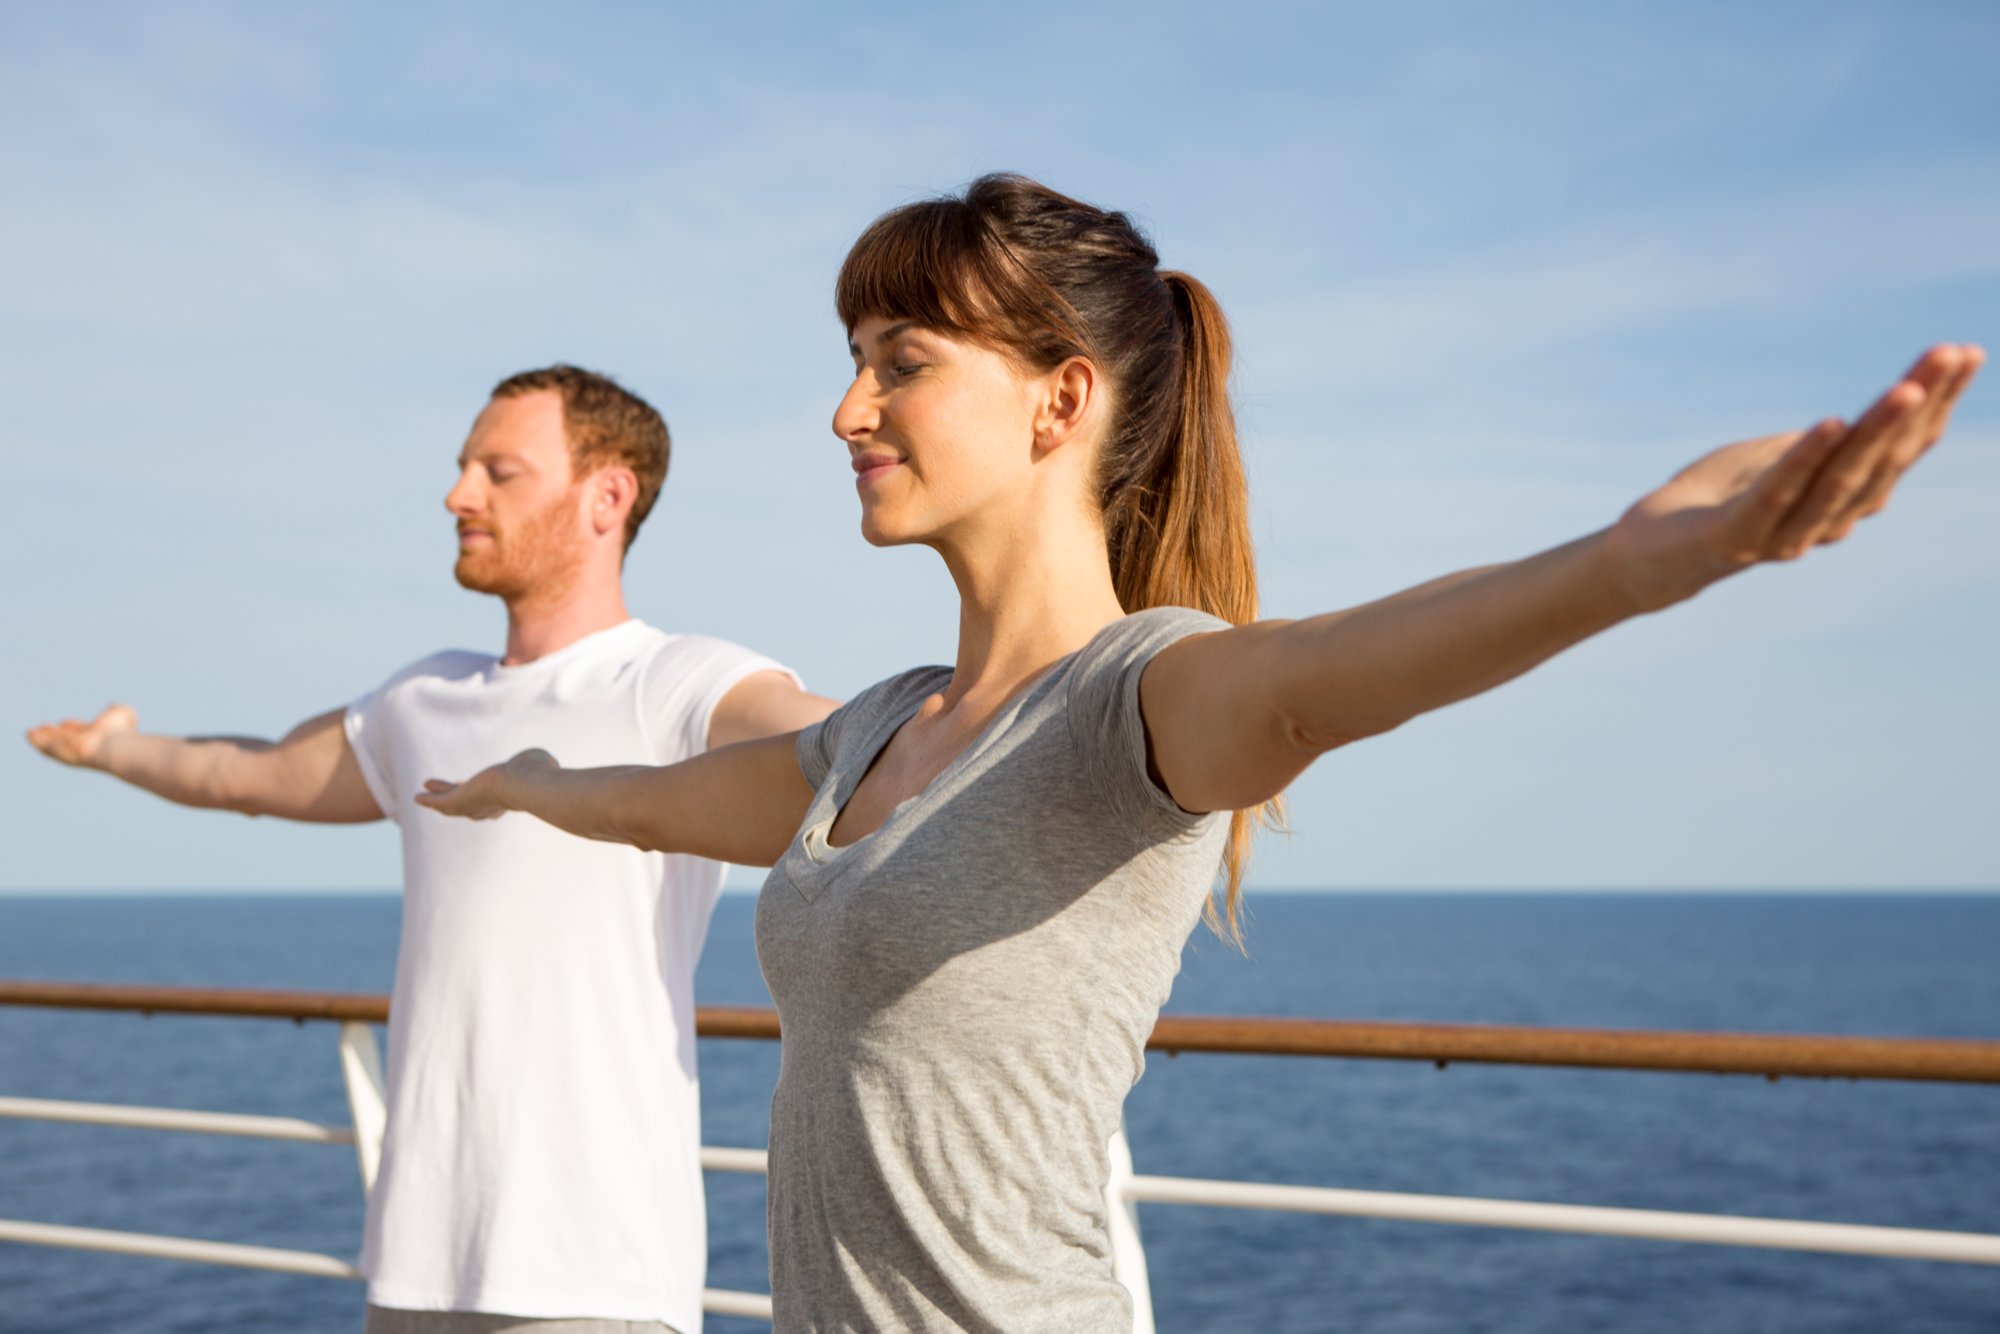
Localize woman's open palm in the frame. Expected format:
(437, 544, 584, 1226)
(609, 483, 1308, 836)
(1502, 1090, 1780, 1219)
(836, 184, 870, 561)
(1611, 344, 1982, 611)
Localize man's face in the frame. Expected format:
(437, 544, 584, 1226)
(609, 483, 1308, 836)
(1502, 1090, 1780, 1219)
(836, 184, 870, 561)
(445, 391, 588, 601)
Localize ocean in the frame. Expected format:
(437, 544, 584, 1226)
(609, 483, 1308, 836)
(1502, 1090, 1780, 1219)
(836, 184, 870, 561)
(0, 891, 1995, 1333)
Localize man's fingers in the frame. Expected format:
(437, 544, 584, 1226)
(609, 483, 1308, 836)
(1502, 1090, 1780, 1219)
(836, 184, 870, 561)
(27, 722, 80, 761)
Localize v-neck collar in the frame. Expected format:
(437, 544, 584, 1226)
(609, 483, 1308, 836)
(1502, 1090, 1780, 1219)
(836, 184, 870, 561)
(780, 659, 1080, 903)
(778, 617, 1143, 904)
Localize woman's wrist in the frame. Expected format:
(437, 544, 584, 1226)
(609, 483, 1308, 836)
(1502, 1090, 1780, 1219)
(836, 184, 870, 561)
(498, 749, 561, 815)
(1596, 513, 1732, 617)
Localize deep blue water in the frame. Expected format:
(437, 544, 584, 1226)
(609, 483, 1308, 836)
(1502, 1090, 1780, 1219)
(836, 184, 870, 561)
(0, 891, 1996, 1334)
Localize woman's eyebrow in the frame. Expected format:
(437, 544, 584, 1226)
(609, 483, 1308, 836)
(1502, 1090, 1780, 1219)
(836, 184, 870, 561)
(849, 320, 922, 358)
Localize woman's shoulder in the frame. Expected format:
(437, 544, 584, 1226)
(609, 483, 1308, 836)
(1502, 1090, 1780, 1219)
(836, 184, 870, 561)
(804, 664, 951, 758)
(1071, 605, 1232, 674)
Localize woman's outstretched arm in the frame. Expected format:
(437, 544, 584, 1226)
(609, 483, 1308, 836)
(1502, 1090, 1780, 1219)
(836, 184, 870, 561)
(1142, 344, 1985, 814)
(413, 731, 814, 868)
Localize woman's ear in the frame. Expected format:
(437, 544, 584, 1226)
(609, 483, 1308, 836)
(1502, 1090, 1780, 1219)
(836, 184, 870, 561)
(1033, 355, 1099, 456)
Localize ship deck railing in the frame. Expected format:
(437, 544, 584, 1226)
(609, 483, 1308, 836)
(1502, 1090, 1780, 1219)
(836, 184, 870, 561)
(3, 981, 1998, 1329)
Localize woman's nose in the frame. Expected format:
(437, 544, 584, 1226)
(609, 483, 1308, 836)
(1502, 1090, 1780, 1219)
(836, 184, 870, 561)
(831, 375, 879, 444)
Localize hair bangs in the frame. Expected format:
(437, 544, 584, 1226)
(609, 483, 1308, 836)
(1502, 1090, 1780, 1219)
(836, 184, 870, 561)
(837, 199, 1014, 341)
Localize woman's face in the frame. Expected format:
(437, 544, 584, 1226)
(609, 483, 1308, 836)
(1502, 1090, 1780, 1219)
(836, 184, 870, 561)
(834, 314, 1054, 550)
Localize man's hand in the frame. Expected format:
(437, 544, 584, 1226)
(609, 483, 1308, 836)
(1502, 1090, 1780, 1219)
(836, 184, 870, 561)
(27, 704, 138, 769)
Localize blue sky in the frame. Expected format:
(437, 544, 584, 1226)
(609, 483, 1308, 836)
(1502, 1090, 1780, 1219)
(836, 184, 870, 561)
(4, 2, 1995, 892)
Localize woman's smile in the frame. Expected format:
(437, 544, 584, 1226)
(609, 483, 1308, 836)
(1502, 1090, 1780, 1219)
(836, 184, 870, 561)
(850, 450, 904, 489)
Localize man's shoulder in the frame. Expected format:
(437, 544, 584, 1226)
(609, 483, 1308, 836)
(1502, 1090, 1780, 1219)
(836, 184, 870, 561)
(360, 648, 496, 701)
(629, 625, 781, 679)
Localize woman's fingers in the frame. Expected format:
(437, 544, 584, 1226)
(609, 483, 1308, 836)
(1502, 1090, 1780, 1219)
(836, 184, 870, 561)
(1763, 374, 1930, 558)
(415, 777, 486, 816)
(414, 779, 455, 810)
(1850, 344, 1984, 520)
(1731, 418, 1845, 558)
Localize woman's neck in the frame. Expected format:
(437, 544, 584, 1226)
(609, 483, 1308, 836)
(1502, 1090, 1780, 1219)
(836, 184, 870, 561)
(936, 511, 1127, 705)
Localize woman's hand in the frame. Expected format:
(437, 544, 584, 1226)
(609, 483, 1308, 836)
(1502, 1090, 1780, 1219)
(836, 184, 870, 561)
(1607, 343, 1983, 612)
(407, 734, 815, 865)
(416, 748, 560, 821)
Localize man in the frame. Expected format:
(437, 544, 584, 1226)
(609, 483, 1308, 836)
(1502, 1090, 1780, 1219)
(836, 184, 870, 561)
(27, 366, 835, 1334)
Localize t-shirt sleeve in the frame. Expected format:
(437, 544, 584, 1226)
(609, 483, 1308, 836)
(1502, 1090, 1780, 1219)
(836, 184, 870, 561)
(343, 684, 402, 826)
(1066, 605, 1231, 840)
(637, 635, 802, 765)
(345, 651, 483, 825)
(793, 670, 937, 792)
(794, 700, 850, 792)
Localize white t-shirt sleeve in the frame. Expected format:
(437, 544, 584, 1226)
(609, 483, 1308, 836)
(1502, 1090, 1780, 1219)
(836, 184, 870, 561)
(345, 683, 404, 825)
(636, 634, 801, 764)
(344, 651, 484, 825)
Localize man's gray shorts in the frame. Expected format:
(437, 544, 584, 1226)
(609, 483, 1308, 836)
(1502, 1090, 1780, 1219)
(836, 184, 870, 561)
(363, 1305, 678, 1334)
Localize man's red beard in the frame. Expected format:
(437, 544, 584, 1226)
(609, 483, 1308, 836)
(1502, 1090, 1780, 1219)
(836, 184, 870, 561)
(453, 491, 588, 604)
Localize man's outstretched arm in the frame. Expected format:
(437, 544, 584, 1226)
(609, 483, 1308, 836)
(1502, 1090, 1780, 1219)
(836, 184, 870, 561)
(27, 704, 384, 823)
(705, 670, 839, 751)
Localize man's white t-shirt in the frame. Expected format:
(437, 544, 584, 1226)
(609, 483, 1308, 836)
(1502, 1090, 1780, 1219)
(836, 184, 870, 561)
(345, 619, 790, 1331)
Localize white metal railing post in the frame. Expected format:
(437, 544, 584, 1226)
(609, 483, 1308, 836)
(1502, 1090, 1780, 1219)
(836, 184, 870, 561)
(338, 1022, 387, 1192)
(1105, 1123, 1157, 1334)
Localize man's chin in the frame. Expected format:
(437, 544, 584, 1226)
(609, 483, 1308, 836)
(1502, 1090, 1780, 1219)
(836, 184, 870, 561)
(453, 555, 512, 595)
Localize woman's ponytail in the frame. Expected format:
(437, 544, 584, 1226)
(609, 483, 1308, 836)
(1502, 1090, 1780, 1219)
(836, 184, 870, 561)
(1149, 271, 1271, 943)
(1135, 271, 1256, 626)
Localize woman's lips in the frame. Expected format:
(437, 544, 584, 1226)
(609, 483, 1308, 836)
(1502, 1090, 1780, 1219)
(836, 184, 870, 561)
(852, 456, 902, 487)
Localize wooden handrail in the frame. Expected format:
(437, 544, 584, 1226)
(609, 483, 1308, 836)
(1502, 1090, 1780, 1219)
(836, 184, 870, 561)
(0, 981, 389, 1023)
(2, 980, 1997, 1084)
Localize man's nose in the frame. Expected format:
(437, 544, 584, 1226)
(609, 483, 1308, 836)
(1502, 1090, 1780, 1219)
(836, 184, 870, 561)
(444, 469, 480, 516)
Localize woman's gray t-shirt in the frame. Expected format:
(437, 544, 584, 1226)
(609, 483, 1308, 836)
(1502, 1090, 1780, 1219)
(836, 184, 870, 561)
(755, 607, 1232, 1333)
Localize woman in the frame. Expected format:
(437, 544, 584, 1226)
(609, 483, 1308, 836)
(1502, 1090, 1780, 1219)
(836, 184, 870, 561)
(418, 175, 1981, 1331)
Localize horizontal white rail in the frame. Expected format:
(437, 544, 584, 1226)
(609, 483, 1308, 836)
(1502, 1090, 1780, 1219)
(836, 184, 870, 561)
(0, 1219, 361, 1277)
(0, 1220, 773, 1319)
(1121, 1173, 2000, 1266)
(705, 1288, 776, 1320)
(701, 1145, 770, 1174)
(0, 1095, 353, 1144)
(689, 1146, 2000, 1266)
(8, 1106, 1993, 1271)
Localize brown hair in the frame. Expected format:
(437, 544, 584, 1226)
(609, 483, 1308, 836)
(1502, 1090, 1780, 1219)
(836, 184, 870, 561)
(836, 173, 1274, 941)
(490, 365, 670, 552)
